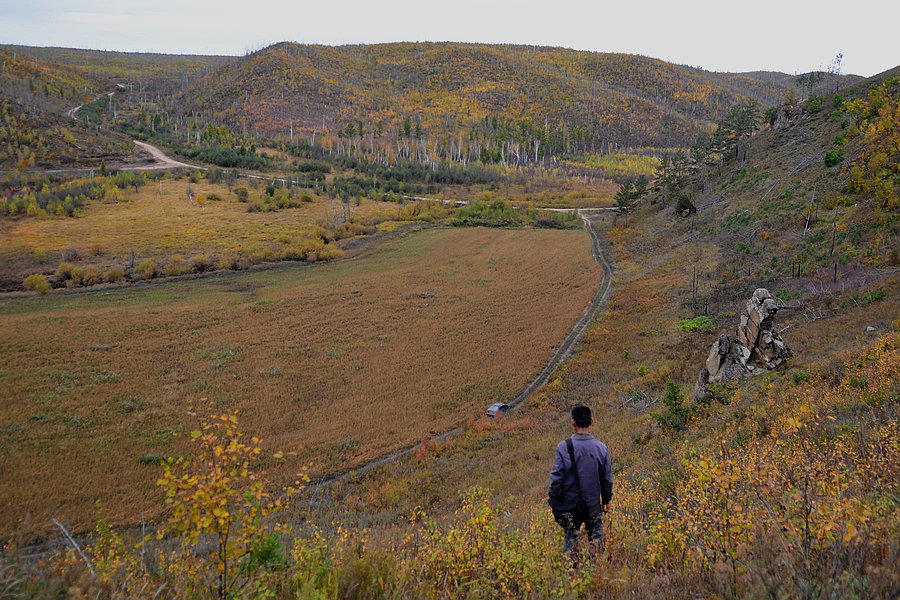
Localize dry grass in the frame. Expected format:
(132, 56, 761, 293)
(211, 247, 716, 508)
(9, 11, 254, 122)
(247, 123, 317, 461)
(0, 178, 406, 283)
(0, 226, 601, 541)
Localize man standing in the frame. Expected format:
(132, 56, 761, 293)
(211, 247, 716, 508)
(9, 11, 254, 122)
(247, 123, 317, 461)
(548, 405, 613, 560)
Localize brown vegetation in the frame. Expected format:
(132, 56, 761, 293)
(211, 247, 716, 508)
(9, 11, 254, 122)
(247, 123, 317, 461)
(0, 226, 600, 541)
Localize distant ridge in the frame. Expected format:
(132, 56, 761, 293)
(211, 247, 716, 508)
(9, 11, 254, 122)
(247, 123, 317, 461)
(174, 41, 860, 149)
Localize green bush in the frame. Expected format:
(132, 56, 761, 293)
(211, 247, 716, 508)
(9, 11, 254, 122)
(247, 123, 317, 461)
(793, 370, 811, 385)
(679, 316, 715, 333)
(23, 273, 51, 293)
(652, 380, 690, 431)
(137, 453, 165, 465)
(824, 147, 844, 167)
(850, 288, 885, 307)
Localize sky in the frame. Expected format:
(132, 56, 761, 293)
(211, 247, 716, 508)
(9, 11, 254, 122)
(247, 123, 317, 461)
(1, 0, 896, 77)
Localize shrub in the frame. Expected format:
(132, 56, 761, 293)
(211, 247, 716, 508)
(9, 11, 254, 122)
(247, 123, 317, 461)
(651, 379, 690, 431)
(104, 267, 125, 283)
(55, 261, 75, 280)
(850, 288, 885, 307)
(135, 259, 156, 280)
(298, 237, 325, 258)
(824, 147, 844, 167)
(318, 245, 344, 261)
(205, 193, 222, 201)
(156, 409, 304, 599)
(218, 254, 240, 270)
(137, 453, 164, 465)
(68, 266, 85, 285)
(191, 254, 212, 272)
(793, 369, 811, 385)
(23, 273, 51, 293)
(163, 255, 192, 276)
(81, 267, 102, 286)
(679, 315, 715, 332)
(235, 187, 249, 202)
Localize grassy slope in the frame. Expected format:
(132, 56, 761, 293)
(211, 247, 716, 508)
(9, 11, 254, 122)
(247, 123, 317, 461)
(0, 45, 233, 92)
(0, 45, 231, 169)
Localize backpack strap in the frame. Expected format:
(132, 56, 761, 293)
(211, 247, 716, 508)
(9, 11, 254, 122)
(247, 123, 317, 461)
(566, 438, 583, 503)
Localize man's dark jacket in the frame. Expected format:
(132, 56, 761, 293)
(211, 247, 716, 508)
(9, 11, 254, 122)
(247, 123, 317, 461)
(548, 432, 612, 511)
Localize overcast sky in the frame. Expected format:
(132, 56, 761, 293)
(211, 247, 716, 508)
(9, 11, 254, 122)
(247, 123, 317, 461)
(1, 0, 896, 77)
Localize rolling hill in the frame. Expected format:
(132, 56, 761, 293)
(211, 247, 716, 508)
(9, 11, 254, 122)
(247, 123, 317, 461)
(176, 42, 859, 152)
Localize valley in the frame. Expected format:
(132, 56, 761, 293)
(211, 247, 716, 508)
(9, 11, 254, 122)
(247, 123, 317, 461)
(0, 40, 897, 599)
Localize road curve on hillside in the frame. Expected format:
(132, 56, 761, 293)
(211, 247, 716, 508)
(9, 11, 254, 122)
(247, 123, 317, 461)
(309, 213, 615, 488)
(130, 140, 199, 170)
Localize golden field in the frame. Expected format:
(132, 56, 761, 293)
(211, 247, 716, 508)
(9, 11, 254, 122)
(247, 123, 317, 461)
(0, 177, 408, 284)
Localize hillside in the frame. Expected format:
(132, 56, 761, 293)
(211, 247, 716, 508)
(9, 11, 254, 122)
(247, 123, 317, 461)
(0, 45, 233, 169)
(1, 45, 233, 93)
(177, 42, 855, 153)
(0, 47, 135, 168)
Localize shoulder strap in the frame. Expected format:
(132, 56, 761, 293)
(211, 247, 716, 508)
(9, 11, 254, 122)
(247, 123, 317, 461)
(566, 438, 583, 499)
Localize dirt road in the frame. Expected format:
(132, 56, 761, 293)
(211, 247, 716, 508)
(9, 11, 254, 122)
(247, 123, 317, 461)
(130, 140, 198, 170)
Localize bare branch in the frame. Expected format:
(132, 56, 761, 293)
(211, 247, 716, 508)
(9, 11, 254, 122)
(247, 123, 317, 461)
(52, 518, 94, 577)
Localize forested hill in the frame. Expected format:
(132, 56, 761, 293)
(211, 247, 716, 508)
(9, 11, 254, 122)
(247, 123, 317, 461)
(177, 42, 858, 151)
(1, 45, 234, 94)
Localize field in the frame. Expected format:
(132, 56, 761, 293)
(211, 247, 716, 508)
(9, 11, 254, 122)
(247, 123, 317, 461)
(0, 225, 601, 541)
(0, 175, 419, 287)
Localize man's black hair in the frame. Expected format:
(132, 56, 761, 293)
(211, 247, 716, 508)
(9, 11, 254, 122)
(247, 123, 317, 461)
(572, 405, 592, 428)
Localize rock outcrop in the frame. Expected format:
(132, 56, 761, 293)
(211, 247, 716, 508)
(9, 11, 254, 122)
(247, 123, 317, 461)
(695, 288, 792, 401)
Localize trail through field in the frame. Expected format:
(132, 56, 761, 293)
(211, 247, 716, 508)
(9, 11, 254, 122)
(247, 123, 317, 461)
(309, 212, 614, 487)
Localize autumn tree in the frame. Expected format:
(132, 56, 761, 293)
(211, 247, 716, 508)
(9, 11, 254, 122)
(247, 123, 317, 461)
(157, 408, 307, 599)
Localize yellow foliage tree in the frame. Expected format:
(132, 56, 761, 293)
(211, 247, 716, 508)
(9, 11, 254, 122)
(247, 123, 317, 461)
(156, 406, 307, 599)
